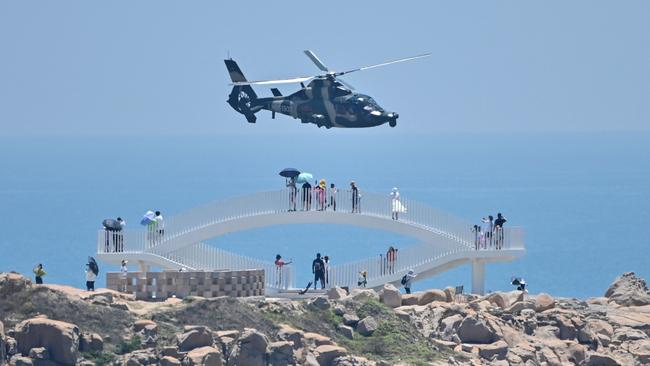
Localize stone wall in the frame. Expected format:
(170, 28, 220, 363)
(106, 270, 264, 300)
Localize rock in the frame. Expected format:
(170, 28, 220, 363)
(79, 332, 103, 352)
(401, 294, 419, 306)
(123, 349, 158, 365)
(553, 314, 578, 340)
(567, 343, 586, 365)
(604, 272, 650, 306)
(345, 289, 378, 302)
(0, 273, 31, 297)
(534, 293, 555, 312)
(186, 346, 223, 366)
(418, 289, 447, 305)
(379, 284, 401, 308)
(309, 297, 331, 310)
(161, 346, 183, 359)
(628, 339, 650, 364)
(520, 308, 536, 319)
(333, 304, 346, 316)
(6, 336, 18, 357)
(0, 320, 6, 363)
(356, 316, 378, 336)
(87, 291, 114, 303)
(393, 309, 411, 322)
(457, 316, 498, 344)
(315, 345, 347, 366)
(587, 353, 622, 366)
(337, 325, 354, 339)
(485, 292, 509, 309)
(327, 287, 347, 300)
(342, 314, 359, 327)
(227, 329, 269, 366)
(268, 341, 294, 366)
(160, 356, 182, 366)
(178, 326, 214, 352)
(438, 314, 463, 341)
(505, 300, 536, 314)
(579, 319, 614, 346)
(9, 356, 33, 366)
(444, 286, 456, 302)
(14, 317, 80, 365)
(277, 325, 304, 348)
(478, 340, 508, 360)
(28, 347, 49, 360)
(504, 290, 525, 305)
(304, 332, 334, 346)
(134, 320, 157, 334)
(612, 327, 647, 344)
(110, 302, 130, 311)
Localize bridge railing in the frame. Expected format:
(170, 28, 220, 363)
(163, 243, 295, 290)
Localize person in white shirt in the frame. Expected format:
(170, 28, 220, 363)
(85, 265, 97, 291)
(481, 216, 494, 249)
(120, 260, 128, 292)
(155, 211, 165, 243)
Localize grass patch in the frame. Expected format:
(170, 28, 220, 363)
(115, 335, 141, 355)
(82, 351, 115, 365)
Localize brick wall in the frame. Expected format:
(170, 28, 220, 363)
(106, 269, 265, 300)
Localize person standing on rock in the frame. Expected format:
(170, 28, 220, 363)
(33, 263, 46, 284)
(312, 253, 326, 290)
(401, 269, 416, 294)
(85, 263, 97, 291)
(120, 260, 129, 292)
(323, 255, 330, 286)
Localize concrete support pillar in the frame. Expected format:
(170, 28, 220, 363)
(471, 259, 485, 295)
(138, 261, 150, 275)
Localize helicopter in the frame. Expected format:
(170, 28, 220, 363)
(224, 50, 430, 128)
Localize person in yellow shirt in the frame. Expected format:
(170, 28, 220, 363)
(33, 264, 46, 284)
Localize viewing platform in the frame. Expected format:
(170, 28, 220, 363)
(97, 189, 525, 295)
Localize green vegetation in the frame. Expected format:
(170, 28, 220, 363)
(82, 351, 115, 366)
(337, 299, 448, 365)
(115, 335, 142, 355)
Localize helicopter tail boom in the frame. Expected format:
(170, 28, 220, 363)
(225, 59, 259, 123)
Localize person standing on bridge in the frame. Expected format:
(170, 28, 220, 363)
(287, 177, 297, 211)
(328, 183, 337, 211)
(390, 187, 406, 220)
(154, 211, 165, 244)
(312, 253, 326, 289)
(351, 181, 360, 213)
(302, 181, 312, 211)
(494, 213, 507, 249)
(275, 254, 292, 287)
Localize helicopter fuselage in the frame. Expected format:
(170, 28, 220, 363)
(251, 77, 398, 128)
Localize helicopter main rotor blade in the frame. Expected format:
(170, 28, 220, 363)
(337, 53, 431, 76)
(337, 78, 355, 90)
(231, 76, 314, 86)
(304, 50, 330, 72)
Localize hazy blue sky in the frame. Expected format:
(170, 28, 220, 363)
(1, 1, 648, 136)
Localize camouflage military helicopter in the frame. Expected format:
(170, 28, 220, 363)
(224, 51, 430, 128)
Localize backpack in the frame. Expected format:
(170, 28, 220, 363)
(401, 275, 408, 286)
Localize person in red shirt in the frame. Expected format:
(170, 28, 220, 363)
(275, 254, 292, 287)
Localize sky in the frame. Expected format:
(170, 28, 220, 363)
(1, 1, 649, 136)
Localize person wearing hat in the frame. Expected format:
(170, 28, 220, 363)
(120, 260, 129, 292)
(401, 269, 417, 294)
(350, 181, 360, 213)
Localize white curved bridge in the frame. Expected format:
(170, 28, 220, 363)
(97, 189, 525, 295)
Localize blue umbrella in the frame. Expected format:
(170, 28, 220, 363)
(296, 172, 313, 184)
(140, 210, 155, 226)
(279, 168, 300, 178)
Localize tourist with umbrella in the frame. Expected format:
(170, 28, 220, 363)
(279, 168, 300, 211)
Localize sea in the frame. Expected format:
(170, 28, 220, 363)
(0, 131, 648, 299)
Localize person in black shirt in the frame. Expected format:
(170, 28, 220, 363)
(312, 253, 326, 289)
(494, 213, 507, 249)
(351, 181, 360, 213)
(302, 181, 312, 211)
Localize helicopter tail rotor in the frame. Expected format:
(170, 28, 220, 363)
(225, 59, 259, 123)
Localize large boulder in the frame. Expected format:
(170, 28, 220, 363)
(315, 345, 347, 366)
(79, 332, 103, 352)
(534, 293, 555, 312)
(438, 314, 464, 341)
(185, 346, 223, 366)
(579, 319, 614, 346)
(604, 272, 650, 306)
(457, 316, 498, 344)
(14, 318, 80, 365)
(9, 356, 33, 366)
(308, 297, 331, 310)
(227, 329, 269, 366)
(342, 314, 359, 327)
(401, 294, 419, 306)
(0, 273, 31, 298)
(160, 356, 182, 366)
(337, 325, 354, 339)
(1, 320, 6, 364)
(418, 289, 447, 305)
(485, 292, 509, 309)
(379, 284, 401, 308)
(443, 287, 456, 302)
(268, 341, 294, 366)
(326, 287, 347, 300)
(177, 326, 214, 352)
(356, 317, 378, 336)
(345, 289, 378, 302)
(478, 340, 508, 360)
(587, 353, 623, 366)
(276, 324, 304, 349)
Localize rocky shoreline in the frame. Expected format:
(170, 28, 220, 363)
(0, 272, 648, 365)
